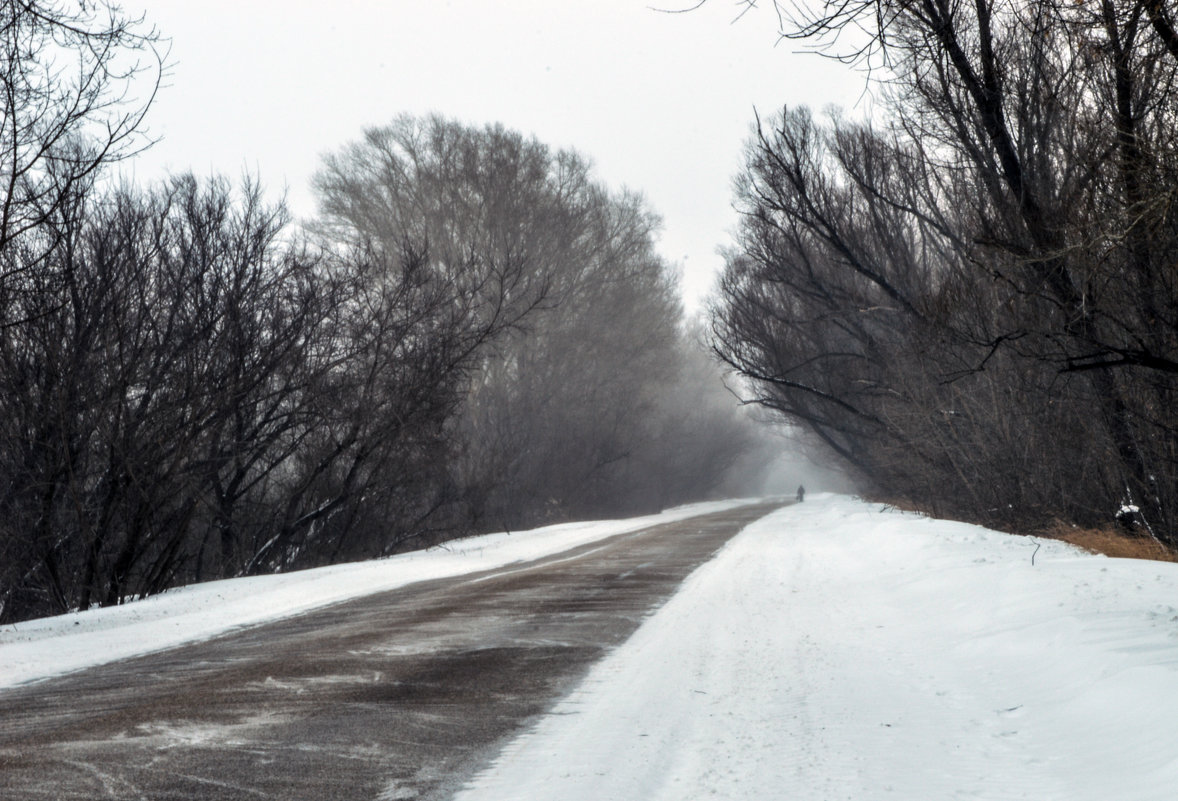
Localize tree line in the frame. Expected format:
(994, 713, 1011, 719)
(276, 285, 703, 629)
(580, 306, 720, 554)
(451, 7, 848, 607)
(712, 0, 1178, 544)
(0, 2, 764, 623)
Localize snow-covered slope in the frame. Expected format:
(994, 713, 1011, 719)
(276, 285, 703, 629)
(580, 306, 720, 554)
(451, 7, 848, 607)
(0, 499, 754, 689)
(456, 494, 1178, 801)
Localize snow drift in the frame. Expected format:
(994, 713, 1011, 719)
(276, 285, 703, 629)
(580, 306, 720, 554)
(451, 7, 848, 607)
(456, 494, 1178, 801)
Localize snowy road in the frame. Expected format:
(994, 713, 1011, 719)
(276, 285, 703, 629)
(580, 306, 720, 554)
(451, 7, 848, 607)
(459, 496, 1178, 801)
(5, 495, 1178, 800)
(0, 501, 780, 800)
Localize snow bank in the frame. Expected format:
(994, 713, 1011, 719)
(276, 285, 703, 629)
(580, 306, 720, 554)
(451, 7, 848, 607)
(456, 494, 1178, 801)
(0, 499, 756, 689)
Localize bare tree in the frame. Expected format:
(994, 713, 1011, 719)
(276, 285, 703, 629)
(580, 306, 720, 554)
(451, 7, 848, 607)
(0, 175, 337, 620)
(296, 116, 570, 557)
(710, 0, 1178, 541)
(0, 1, 165, 271)
(316, 115, 760, 535)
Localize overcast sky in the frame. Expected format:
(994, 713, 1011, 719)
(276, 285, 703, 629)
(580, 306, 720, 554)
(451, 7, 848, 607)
(123, 1, 870, 311)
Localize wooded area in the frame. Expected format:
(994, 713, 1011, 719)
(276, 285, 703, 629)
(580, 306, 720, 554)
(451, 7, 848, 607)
(712, 0, 1178, 543)
(0, 2, 763, 623)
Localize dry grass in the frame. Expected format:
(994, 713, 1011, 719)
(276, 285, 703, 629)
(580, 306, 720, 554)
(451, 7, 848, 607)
(1040, 521, 1177, 563)
(865, 492, 1178, 563)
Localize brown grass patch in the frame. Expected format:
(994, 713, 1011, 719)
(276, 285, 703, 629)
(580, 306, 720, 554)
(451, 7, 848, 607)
(1041, 521, 1177, 562)
(862, 492, 1178, 562)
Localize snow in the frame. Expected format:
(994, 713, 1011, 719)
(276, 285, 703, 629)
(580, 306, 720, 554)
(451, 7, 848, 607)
(6, 494, 1178, 799)
(0, 499, 754, 689)
(455, 494, 1178, 801)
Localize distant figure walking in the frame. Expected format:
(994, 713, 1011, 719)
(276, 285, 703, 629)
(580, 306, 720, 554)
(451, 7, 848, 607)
(796, 485, 805, 503)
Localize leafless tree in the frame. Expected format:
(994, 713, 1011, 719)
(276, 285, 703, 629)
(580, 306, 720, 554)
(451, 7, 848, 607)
(307, 116, 574, 547)
(0, 176, 324, 619)
(0, 1, 165, 276)
(316, 115, 761, 535)
(711, 0, 1178, 541)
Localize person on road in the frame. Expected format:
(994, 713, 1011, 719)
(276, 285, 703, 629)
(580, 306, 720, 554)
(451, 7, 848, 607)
(796, 485, 805, 502)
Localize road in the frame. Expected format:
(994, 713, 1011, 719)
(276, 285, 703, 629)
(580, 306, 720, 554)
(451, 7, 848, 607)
(0, 502, 780, 801)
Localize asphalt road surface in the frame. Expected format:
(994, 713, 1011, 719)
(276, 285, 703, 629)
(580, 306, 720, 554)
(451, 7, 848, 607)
(0, 501, 781, 801)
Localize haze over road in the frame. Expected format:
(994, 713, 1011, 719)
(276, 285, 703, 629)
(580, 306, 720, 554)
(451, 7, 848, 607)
(0, 501, 781, 800)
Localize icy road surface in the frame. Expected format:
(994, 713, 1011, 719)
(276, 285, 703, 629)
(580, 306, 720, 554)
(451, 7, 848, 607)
(0, 501, 779, 800)
(0, 498, 758, 690)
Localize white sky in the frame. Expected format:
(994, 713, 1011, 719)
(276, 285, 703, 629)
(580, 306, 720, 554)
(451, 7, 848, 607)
(122, 0, 870, 310)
